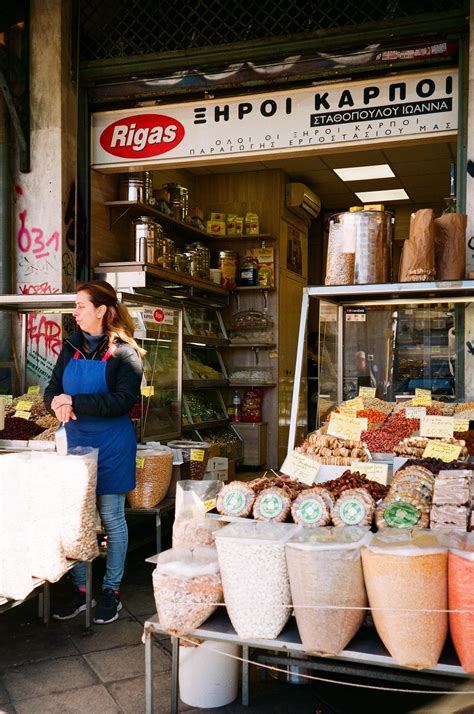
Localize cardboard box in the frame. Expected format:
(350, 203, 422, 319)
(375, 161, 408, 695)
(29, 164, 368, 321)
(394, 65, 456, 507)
(226, 215, 244, 235)
(245, 212, 259, 235)
(206, 220, 226, 235)
(245, 247, 274, 287)
(210, 212, 226, 221)
(205, 456, 229, 482)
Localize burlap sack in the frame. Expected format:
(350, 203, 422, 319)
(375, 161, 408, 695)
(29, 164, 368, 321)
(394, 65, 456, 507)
(434, 213, 467, 280)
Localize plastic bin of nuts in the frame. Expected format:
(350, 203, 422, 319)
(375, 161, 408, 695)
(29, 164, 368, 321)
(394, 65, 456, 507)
(128, 446, 174, 508)
(167, 440, 211, 480)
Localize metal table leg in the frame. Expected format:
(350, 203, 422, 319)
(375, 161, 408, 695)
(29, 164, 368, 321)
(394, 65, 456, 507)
(155, 510, 162, 554)
(145, 630, 153, 714)
(171, 636, 180, 714)
(242, 644, 249, 706)
(85, 561, 93, 629)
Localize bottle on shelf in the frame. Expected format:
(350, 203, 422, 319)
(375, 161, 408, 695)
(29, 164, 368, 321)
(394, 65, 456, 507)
(239, 256, 259, 286)
(229, 390, 242, 422)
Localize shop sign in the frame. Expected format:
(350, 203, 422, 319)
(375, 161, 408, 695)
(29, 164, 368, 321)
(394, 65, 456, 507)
(345, 308, 366, 322)
(143, 306, 174, 325)
(91, 69, 457, 168)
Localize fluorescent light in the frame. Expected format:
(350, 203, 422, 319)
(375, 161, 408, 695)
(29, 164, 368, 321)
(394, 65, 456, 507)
(333, 164, 395, 181)
(355, 188, 409, 202)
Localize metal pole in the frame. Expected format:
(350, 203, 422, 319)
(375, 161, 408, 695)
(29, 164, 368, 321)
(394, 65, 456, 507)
(170, 636, 179, 714)
(85, 560, 92, 629)
(145, 630, 153, 714)
(287, 288, 309, 453)
(241, 644, 250, 706)
(456, 35, 468, 213)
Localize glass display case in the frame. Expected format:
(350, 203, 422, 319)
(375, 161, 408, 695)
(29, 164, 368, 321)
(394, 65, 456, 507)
(0, 292, 182, 443)
(182, 388, 228, 429)
(183, 305, 227, 341)
(183, 345, 228, 386)
(194, 425, 244, 461)
(288, 282, 474, 450)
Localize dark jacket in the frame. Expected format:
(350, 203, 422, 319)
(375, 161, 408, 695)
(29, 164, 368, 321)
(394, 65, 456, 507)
(44, 330, 143, 418)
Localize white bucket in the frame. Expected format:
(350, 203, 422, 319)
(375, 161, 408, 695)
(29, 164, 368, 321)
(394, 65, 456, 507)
(179, 640, 240, 708)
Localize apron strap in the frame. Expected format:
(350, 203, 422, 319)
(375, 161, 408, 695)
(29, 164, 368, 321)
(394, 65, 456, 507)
(73, 350, 81, 360)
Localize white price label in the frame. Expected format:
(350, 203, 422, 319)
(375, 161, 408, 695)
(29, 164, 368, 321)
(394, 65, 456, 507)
(405, 407, 426, 419)
(280, 451, 320, 486)
(420, 416, 454, 439)
(328, 413, 367, 441)
(351, 461, 389, 485)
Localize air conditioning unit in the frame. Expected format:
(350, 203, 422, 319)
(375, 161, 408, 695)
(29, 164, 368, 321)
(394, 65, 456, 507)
(285, 182, 321, 220)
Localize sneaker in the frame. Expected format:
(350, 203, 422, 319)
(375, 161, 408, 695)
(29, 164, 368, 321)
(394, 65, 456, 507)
(52, 586, 96, 621)
(93, 588, 122, 624)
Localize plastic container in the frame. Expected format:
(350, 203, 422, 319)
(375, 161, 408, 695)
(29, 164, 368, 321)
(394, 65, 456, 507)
(362, 529, 448, 670)
(286, 527, 369, 656)
(218, 251, 238, 288)
(127, 446, 173, 508)
(215, 521, 296, 639)
(166, 440, 211, 480)
(179, 640, 239, 708)
(441, 532, 474, 674)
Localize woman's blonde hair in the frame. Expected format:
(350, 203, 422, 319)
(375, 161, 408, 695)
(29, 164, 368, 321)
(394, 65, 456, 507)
(76, 280, 146, 357)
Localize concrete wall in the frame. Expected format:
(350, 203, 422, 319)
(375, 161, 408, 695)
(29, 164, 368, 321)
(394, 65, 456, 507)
(11, 0, 77, 386)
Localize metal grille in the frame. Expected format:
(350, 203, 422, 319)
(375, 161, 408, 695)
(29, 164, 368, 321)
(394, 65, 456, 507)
(79, 0, 467, 62)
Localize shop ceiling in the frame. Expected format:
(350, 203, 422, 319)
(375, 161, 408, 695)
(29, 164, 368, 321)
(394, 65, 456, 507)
(188, 140, 457, 210)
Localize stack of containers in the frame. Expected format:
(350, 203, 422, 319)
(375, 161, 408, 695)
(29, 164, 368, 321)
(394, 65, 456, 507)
(285, 527, 369, 656)
(215, 521, 296, 639)
(362, 529, 448, 670)
(444, 532, 474, 674)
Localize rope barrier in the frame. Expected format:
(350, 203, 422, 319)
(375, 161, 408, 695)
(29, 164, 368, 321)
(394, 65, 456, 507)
(178, 635, 474, 696)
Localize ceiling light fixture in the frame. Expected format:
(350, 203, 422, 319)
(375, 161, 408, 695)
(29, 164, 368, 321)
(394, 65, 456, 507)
(333, 164, 395, 181)
(355, 188, 410, 202)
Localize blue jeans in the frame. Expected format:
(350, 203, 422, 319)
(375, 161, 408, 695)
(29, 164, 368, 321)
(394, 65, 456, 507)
(72, 493, 128, 592)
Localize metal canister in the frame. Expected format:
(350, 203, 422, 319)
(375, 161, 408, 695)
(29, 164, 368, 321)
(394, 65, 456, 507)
(161, 237, 176, 269)
(143, 171, 153, 203)
(120, 174, 145, 203)
(163, 182, 188, 221)
(185, 241, 210, 279)
(133, 216, 160, 263)
(173, 253, 189, 273)
(218, 250, 238, 288)
(184, 250, 200, 278)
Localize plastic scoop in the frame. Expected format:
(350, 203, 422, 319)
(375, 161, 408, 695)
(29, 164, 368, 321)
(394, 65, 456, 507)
(55, 422, 68, 455)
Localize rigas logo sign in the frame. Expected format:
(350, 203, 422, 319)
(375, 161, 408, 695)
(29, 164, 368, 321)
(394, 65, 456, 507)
(99, 113, 185, 158)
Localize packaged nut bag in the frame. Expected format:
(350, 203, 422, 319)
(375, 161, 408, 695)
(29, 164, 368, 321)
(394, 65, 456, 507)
(172, 480, 223, 549)
(434, 213, 467, 280)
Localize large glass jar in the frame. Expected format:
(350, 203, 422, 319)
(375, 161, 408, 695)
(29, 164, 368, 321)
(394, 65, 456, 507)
(239, 256, 259, 286)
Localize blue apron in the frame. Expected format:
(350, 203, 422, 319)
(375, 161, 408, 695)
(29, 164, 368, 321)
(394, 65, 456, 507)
(63, 348, 137, 495)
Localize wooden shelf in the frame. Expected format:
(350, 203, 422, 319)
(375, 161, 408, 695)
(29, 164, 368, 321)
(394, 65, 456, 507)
(183, 379, 229, 389)
(224, 343, 276, 349)
(231, 286, 275, 292)
(104, 201, 274, 245)
(228, 382, 276, 388)
(182, 419, 229, 431)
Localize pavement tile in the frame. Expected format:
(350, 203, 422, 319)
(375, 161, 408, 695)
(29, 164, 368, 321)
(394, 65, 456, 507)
(0, 626, 77, 669)
(107, 673, 194, 714)
(69, 617, 144, 654)
(13, 684, 121, 714)
(0, 680, 10, 705)
(84, 643, 169, 683)
(120, 584, 156, 618)
(3, 656, 97, 702)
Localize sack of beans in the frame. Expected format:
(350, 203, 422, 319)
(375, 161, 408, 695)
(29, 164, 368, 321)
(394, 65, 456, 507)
(286, 527, 369, 656)
(215, 521, 296, 639)
(127, 446, 173, 508)
(362, 529, 448, 670)
(153, 545, 223, 636)
(167, 440, 211, 480)
(441, 533, 474, 674)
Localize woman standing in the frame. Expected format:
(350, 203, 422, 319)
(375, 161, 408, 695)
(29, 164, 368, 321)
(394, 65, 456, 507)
(44, 280, 144, 624)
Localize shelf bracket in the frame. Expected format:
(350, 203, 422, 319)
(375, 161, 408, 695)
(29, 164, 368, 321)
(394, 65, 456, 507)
(263, 290, 268, 312)
(108, 205, 133, 230)
(252, 347, 260, 365)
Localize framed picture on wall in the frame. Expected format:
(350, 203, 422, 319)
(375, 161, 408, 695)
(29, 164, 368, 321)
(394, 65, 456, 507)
(286, 224, 303, 275)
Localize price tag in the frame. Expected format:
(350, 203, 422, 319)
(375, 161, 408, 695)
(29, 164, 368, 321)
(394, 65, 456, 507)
(203, 499, 216, 512)
(351, 461, 389, 485)
(420, 416, 454, 439)
(413, 388, 432, 406)
(16, 400, 33, 412)
(141, 386, 155, 397)
(405, 407, 426, 419)
(328, 413, 367, 441)
(453, 419, 470, 432)
(27, 385, 41, 395)
(190, 449, 205, 462)
(280, 451, 320, 486)
(338, 406, 357, 417)
(14, 410, 31, 420)
(422, 441, 461, 462)
(0, 395, 13, 406)
(359, 387, 376, 399)
(136, 456, 145, 469)
(346, 397, 364, 410)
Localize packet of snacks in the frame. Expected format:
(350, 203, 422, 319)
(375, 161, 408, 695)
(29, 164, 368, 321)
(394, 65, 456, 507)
(242, 387, 264, 423)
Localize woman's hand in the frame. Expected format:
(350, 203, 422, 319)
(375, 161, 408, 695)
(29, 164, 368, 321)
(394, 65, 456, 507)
(53, 403, 77, 424)
(51, 394, 73, 410)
